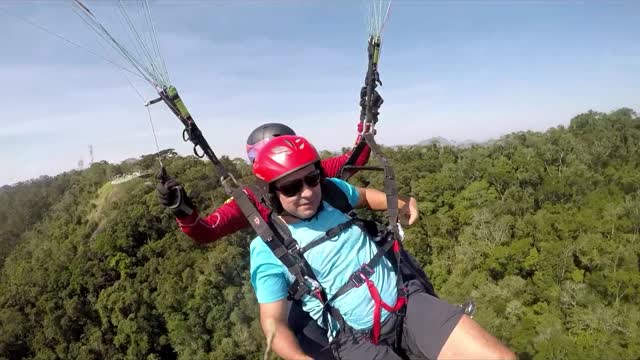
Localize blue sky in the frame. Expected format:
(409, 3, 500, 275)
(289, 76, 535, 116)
(1, 1, 639, 186)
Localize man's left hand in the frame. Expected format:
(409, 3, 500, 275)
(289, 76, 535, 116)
(400, 197, 418, 226)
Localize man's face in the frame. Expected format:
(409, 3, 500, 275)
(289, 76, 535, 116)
(273, 164, 322, 219)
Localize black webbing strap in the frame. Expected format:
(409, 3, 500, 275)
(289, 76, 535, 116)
(338, 38, 383, 180)
(230, 190, 319, 302)
(360, 132, 405, 298)
(339, 138, 369, 180)
(362, 133, 399, 233)
(300, 219, 355, 254)
(264, 211, 328, 304)
(156, 87, 303, 264)
(157, 87, 230, 180)
(230, 187, 275, 242)
(328, 234, 395, 303)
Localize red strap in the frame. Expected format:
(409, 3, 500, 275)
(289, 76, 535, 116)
(314, 288, 325, 305)
(365, 278, 407, 344)
(392, 239, 400, 252)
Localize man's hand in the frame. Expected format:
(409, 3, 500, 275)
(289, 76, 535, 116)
(356, 188, 419, 225)
(359, 86, 384, 124)
(156, 169, 194, 218)
(360, 86, 384, 111)
(399, 196, 418, 226)
(259, 300, 313, 360)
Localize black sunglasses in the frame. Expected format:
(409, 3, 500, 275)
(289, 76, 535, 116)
(275, 170, 322, 197)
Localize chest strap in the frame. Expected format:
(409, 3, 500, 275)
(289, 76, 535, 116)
(300, 219, 356, 254)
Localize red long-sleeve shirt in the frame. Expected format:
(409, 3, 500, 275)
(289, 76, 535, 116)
(176, 126, 371, 244)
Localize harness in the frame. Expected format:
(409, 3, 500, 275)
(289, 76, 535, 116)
(255, 39, 413, 349)
(265, 179, 408, 345)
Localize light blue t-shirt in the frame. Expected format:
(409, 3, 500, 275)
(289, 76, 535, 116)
(249, 178, 398, 334)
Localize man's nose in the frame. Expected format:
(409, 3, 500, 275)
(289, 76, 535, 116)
(300, 182, 317, 197)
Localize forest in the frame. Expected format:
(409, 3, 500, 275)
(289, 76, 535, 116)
(1, 108, 639, 360)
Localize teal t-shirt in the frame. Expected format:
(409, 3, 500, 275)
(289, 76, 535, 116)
(249, 178, 398, 334)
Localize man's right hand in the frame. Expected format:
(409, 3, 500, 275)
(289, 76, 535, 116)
(156, 171, 194, 218)
(259, 300, 314, 360)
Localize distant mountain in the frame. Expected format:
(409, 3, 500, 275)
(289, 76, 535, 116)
(416, 137, 487, 148)
(417, 137, 454, 146)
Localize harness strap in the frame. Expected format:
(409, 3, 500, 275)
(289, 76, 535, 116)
(286, 216, 373, 302)
(262, 212, 329, 304)
(321, 235, 408, 344)
(266, 198, 407, 346)
(329, 233, 395, 302)
(366, 277, 407, 344)
(301, 219, 355, 254)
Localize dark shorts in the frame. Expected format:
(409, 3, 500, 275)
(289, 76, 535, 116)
(288, 276, 459, 360)
(289, 300, 336, 360)
(331, 280, 465, 360)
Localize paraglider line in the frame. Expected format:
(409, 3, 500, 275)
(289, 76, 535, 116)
(0, 7, 142, 80)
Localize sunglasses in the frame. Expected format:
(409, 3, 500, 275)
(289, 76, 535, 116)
(275, 170, 322, 197)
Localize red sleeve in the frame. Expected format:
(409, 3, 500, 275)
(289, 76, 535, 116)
(175, 187, 271, 244)
(350, 133, 372, 167)
(320, 155, 349, 178)
(320, 122, 372, 178)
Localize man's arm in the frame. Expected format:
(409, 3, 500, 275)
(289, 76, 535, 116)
(355, 187, 419, 225)
(176, 187, 271, 244)
(259, 300, 313, 360)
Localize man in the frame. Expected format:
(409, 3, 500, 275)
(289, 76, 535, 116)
(249, 135, 516, 360)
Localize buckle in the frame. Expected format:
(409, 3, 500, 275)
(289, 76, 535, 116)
(303, 276, 325, 304)
(288, 244, 302, 257)
(349, 264, 375, 288)
(461, 300, 476, 318)
(304, 276, 321, 291)
(397, 223, 405, 242)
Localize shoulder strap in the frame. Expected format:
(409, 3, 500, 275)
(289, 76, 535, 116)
(268, 212, 328, 302)
(321, 179, 353, 214)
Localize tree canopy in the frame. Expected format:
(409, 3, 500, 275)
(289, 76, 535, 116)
(1, 108, 639, 359)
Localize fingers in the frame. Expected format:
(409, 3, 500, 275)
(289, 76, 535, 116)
(156, 177, 182, 208)
(408, 209, 418, 225)
(372, 90, 384, 108)
(399, 197, 419, 226)
(156, 182, 170, 195)
(408, 197, 419, 225)
(399, 213, 410, 226)
(400, 212, 417, 226)
(164, 179, 180, 189)
(359, 87, 383, 109)
(156, 180, 178, 194)
(156, 166, 168, 183)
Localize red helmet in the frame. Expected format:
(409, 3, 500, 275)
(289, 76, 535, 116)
(253, 135, 320, 183)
